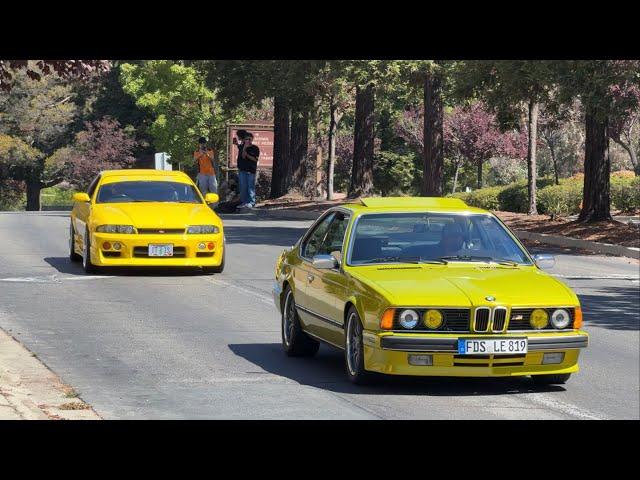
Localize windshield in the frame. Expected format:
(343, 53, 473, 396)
(96, 181, 201, 204)
(348, 213, 532, 265)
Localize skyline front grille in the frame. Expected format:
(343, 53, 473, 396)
(136, 228, 185, 234)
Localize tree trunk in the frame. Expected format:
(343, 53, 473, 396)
(326, 100, 338, 200)
(25, 180, 42, 211)
(579, 109, 612, 222)
(289, 108, 309, 191)
(452, 161, 460, 194)
(527, 99, 539, 215)
(549, 142, 559, 185)
(270, 96, 291, 199)
(349, 83, 375, 198)
(422, 73, 444, 196)
(477, 160, 483, 189)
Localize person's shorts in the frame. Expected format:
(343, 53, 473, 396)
(196, 174, 218, 194)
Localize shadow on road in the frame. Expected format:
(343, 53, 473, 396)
(224, 225, 307, 247)
(228, 343, 564, 396)
(579, 286, 640, 331)
(44, 256, 204, 277)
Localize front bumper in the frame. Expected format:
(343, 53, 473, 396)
(363, 331, 588, 377)
(91, 232, 224, 267)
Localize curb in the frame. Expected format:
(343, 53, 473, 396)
(514, 230, 640, 260)
(253, 208, 640, 260)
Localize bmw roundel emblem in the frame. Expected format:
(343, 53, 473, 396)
(485, 296, 496, 301)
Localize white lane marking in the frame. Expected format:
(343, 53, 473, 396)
(0, 275, 113, 283)
(205, 277, 273, 305)
(524, 393, 604, 420)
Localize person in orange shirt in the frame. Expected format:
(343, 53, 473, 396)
(194, 137, 218, 195)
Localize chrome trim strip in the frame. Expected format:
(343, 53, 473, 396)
(295, 305, 344, 329)
(528, 335, 588, 350)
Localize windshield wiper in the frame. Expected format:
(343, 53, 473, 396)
(360, 256, 421, 264)
(439, 255, 519, 266)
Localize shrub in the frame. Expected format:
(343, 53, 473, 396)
(611, 176, 640, 213)
(0, 180, 25, 211)
(464, 186, 503, 210)
(537, 182, 583, 217)
(40, 186, 77, 207)
(497, 178, 555, 213)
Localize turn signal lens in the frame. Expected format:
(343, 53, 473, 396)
(530, 309, 549, 329)
(574, 307, 583, 329)
(380, 309, 395, 330)
(102, 241, 112, 250)
(424, 309, 443, 329)
(207, 242, 215, 250)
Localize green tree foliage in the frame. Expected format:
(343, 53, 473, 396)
(0, 68, 78, 210)
(120, 61, 222, 173)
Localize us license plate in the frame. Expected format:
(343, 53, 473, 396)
(458, 338, 528, 355)
(148, 244, 173, 257)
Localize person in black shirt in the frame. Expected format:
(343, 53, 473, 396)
(235, 131, 260, 208)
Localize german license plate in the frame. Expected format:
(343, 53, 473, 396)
(148, 244, 173, 257)
(458, 338, 527, 355)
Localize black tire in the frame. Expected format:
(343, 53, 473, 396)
(281, 286, 319, 357)
(344, 307, 374, 385)
(69, 221, 82, 262)
(202, 242, 225, 274)
(82, 228, 98, 274)
(531, 373, 571, 385)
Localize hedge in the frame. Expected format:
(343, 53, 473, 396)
(449, 174, 639, 215)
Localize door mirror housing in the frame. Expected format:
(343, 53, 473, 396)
(73, 192, 91, 203)
(533, 253, 556, 269)
(204, 193, 219, 204)
(312, 254, 339, 270)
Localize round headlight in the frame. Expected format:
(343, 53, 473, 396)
(550, 309, 571, 329)
(530, 309, 549, 329)
(398, 309, 420, 329)
(424, 309, 443, 329)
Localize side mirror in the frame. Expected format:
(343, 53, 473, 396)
(312, 254, 339, 270)
(73, 192, 90, 203)
(533, 253, 556, 269)
(205, 193, 219, 204)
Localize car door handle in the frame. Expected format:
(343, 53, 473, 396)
(307, 274, 314, 282)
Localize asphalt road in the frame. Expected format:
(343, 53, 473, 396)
(0, 211, 638, 419)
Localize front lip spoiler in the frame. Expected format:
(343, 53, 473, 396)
(380, 334, 588, 352)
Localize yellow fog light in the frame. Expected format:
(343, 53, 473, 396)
(424, 309, 443, 329)
(530, 309, 549, 329)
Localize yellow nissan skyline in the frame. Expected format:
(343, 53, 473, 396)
(69, 169, 224, 274)
(273, 197, 588, 385)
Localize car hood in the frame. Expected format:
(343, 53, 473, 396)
(92, 203, 219, 229)
(348, 264, 577, 307)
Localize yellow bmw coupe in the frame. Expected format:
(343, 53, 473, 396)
(69, 169, 224, 274)
(273, 197, 588, 385)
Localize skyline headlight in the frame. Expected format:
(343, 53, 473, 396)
(398, 309, 420, 329)
(530, 309, 549, 329)
(550, 309, 571, 329)
(424, 309, 443, 329)
(96, 224, 136, 234)
(186, 225, 219, 234)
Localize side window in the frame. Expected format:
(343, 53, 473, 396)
(317, 213, 350, 256)
(301, 213, 335, 259)
(87, 175, 101, 200)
